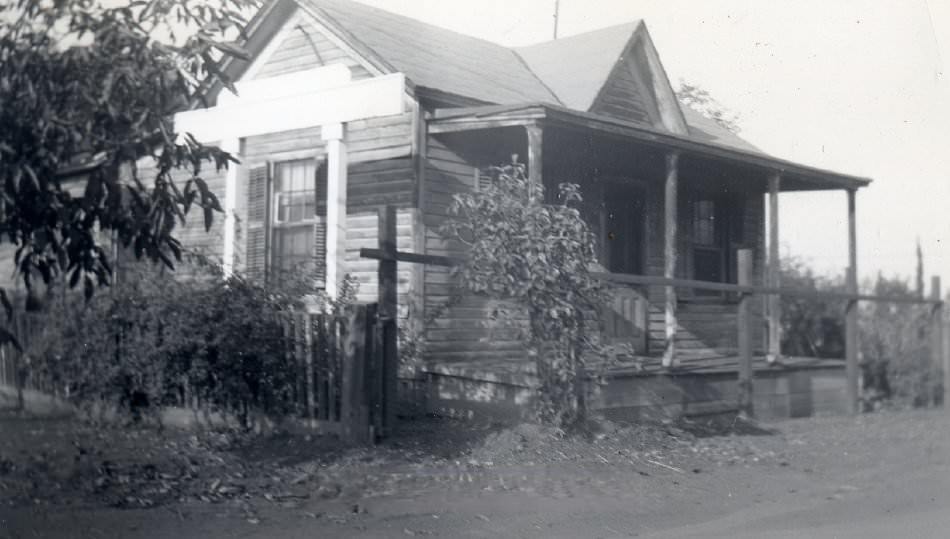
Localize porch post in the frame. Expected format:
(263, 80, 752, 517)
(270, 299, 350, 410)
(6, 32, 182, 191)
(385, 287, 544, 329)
(221, 137, 240, 278)
(766, 173, 782, 364)
(324, 122, 348, 298)
(662, 151, 680, 368)
(526, 123, 543, 202)
(845, 188, 859, 413)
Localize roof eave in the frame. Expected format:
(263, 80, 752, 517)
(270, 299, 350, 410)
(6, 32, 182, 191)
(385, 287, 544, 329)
(428, 103, 872, 190)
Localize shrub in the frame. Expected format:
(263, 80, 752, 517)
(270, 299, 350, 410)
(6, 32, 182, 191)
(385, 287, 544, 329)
(23, 254, 355, 427)
(779, 258, 940, 409)
(859, 275, 939, 409)
(440, 164, 620, 427)
(780, 257, 847, 359)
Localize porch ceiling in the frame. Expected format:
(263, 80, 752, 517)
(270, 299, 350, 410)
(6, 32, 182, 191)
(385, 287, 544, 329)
(428, 104, 872, 192)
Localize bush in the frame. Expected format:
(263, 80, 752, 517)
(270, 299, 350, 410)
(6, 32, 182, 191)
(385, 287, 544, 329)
(780, 257, 847, 359)
(779, 258, 940, 409)
(859, 275, 939, 409)
(23, 254, 352, 427)
(440, 164, 620, 427)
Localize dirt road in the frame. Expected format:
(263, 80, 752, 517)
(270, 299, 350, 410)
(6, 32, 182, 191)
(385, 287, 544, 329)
(2, 408, 948, 538)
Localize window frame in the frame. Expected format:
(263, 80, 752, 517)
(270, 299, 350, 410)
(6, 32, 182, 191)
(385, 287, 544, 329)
(267, 156, 327, 285)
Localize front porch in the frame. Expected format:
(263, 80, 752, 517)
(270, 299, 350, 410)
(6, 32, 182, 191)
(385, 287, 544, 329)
(426, 103, 870, 370)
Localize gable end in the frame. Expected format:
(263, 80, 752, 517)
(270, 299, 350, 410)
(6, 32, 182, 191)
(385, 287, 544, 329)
(246, 9, 377, 81)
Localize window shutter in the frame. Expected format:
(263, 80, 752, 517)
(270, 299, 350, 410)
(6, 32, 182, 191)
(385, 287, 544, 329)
(313, 158, 328, 285)
(246, 163, 272, 282)
(473, 166, 492, 192)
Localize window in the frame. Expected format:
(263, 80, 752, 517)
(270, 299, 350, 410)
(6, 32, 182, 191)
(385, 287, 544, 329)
(270, 158, 326, 283)
(692, 199, 717, 246)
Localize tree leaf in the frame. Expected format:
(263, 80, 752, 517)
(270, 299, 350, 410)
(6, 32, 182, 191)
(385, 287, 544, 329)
(0, 289, 12, 321)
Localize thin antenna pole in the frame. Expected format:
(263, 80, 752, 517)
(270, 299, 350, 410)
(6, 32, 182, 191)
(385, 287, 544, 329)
(553, 0, 560, 39)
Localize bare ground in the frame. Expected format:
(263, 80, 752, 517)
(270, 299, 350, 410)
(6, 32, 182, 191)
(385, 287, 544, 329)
(1, 392, 949, 538)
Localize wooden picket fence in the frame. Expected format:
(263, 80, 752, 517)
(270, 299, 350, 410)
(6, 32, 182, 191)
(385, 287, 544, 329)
(0, 312, 49, 411)
(280, 304, 396, 443)
(0, 304, 395, 444)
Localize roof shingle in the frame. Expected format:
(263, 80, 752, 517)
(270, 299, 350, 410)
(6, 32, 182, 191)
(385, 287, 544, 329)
(300, 0, 559, 105)
(296, 0, 763, 156)
(515, 22, 640, 111)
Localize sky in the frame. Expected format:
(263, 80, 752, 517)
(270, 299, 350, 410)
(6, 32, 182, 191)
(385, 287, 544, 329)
(356, 0, 950, 289)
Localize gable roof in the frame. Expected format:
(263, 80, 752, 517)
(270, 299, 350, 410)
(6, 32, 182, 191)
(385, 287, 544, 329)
(225, 0, 855, 179)
(515, 22, 639, 111)
(297, 0, 559, 105)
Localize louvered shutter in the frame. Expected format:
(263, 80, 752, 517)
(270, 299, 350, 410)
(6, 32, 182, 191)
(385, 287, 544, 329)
(473, 166, 493, 192)
(246, 163, 272, 282)
(313, 158, 328, 285)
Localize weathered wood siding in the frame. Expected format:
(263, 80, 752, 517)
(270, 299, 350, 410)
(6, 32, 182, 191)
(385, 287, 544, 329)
(253, 12, 374, 81)
(422, 134, 528, 363)
(236, 112, 417, 314)
(345, 210, 416, 320)
(138, 153, 228, 267)
(589, 50, 657, 127)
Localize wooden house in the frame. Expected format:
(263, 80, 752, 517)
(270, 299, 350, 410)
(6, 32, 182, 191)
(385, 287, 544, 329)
(5, 0, 873, 420)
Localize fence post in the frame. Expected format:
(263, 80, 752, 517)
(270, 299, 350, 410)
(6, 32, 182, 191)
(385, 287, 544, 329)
(341, 305, 369, 444)
(304, 313, 316, 425)
(931, 276, 946, 408)
(378, 205, 399, 438)
(736, 249, 754, 418)
(845, 298, 859, 414)
(14, 314, 24, 411)
(0, 347, 6, 387)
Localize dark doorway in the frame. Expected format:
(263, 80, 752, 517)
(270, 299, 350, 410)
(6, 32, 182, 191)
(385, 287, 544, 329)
(601, 181, 649, 353)
(603, 182, 646, 275)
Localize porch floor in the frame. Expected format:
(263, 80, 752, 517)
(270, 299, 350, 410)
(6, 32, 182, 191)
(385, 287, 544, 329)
(424, 353, 845, 388)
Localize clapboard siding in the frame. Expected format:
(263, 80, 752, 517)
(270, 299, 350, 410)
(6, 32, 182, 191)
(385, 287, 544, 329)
(131, 149, 228, 277)
(590, 51, 656, 127)
(422, 134, 527, 364)
(253, 13, 373, 81)
(345, 210, 416, 320)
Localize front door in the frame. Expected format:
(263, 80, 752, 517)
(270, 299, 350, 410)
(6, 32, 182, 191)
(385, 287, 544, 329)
(604, 182, 645, 275)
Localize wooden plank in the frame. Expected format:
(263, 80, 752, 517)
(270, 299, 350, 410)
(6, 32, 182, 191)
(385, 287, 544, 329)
(361, 247, 459, 267)
(845, 188, 859, 414)
(327, 317, 339, 422)
(663, 151, 679, 368)
(737, 249, 754, 417)
(341, 306, 368, 444)
(378, 206, 399, 438)
(366, 303, 383, 441)
(314, 313, 328, 421)
(294, 314, 307, 418)
(304, 313, 316, 424)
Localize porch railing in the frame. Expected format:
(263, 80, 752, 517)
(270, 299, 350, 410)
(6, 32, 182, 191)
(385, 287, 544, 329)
(361, 207, 948, 418)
